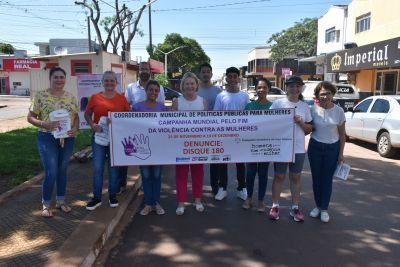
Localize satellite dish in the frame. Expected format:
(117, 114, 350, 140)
(54, 46, 68, 55)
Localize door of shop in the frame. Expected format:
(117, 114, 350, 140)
(376, 71, 399, 95)
(0, 77, 10, 94)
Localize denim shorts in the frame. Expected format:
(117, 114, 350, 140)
(274, 153, 306, 174)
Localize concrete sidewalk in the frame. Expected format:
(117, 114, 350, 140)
(0, 159, 142, 267)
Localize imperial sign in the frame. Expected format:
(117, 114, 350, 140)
(327, 37, 400, 72)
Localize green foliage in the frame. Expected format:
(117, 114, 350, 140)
(154, 74, 169, 87)
(0, 43, 15, 54)
(268, 18, 318, 63)
(0, 127, 91, 187)
(149, 33, 210, 78)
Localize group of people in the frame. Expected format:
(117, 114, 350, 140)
(28, 62, 346, 223)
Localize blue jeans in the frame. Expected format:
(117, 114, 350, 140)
(246, 162, 269, 201)
(140, 166, 162, 205)
(91, 137, 120, 200)
(307, 138, 340, 210)
(37, 132, 75, 207)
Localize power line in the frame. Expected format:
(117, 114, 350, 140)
(152, 0, 271, 12)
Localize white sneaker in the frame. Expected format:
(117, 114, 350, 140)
(176, 206, 185, 216)
(236, 188, 247, 201)
(320, 211, 330, 223)
(215, 187, 227, 200)
(309, 207, 320, 218)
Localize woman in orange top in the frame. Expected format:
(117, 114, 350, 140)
(84, 71, 130, 210)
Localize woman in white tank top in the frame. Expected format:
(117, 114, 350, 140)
(171, 72, 207, 215)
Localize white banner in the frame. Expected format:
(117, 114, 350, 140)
(77, 74, 122, 129)
(109, 109, 295, 166)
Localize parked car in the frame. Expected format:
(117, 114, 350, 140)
(345, 95, 400, 158)
(245, 86, 286, 101)
(302, 81, 360, 111)
(164, 86, 182, 101)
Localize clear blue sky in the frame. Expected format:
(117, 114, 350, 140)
(0, 0, 350, 78)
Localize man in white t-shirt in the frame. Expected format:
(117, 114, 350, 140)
(213, 67, 250, 201)
(125, 61, 165, 106)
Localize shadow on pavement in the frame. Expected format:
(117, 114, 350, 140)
(105, 158, 400, 267)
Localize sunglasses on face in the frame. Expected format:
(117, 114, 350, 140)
(103, 79, 116, 83)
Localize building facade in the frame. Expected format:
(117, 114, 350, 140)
(318, 0, 400, 97)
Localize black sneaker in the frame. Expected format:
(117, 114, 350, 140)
(86, 198, 102, 211)
(109, 197, 119, 208)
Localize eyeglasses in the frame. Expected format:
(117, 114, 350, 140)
(103, 79, 116, 83)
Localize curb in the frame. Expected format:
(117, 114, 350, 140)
(0, 147, 92, 205)
(0, 172, 44, 205)
(45, 175, 142, 267)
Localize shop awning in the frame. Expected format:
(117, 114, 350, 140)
(298, 55, 326, 64)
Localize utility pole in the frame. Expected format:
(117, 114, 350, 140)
(148, 0, 153, 57)
(154, 46, 185, 78)
(87, 16, 92, 52)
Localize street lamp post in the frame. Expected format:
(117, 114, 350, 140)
(155, 46, 185, 78)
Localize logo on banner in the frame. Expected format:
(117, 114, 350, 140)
(176, 157, 190, 162)
(121, 134, 151, 160)
(222, 155, 232, 162)
(210, 155, 220, 161)
(192, 157, 208, 162)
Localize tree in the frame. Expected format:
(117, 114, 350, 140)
(268, 18, 318, 63)
(75, 0, 149, 56)
(148, 33, 210, 78)
(0, 43, 14, 54)
(154, 73, 168, 87)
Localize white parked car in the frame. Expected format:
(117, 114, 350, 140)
(245, 86, 286, 102)
(302, 81, 360, 111)
(345, 95, 400, 158)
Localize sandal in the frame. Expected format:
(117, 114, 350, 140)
(242, 199, 252, 210)
(257, 201, 266, 213)
(195, 202, 205, 213)
(56, 203, 72, 213)
(139, 205, 153, 216)
(154, 204, 165, 215)
(42, 206, 53, 218)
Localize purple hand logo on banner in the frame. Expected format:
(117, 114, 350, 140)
(121, 134, 151, 160)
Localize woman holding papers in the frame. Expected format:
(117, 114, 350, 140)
(171, 72, 208, 215)
(85, 71, 130, 211)
(242, 78, 272, 212)
(269, 76, 312, 222)
(133, 80, 168, 216)
(308, 81, 346, 223)
(27, 67, 79, 217)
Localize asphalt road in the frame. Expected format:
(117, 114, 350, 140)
(0, 96, 31, 120)
(105, 138, 400, 267)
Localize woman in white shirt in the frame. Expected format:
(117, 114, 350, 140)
(269, 76, 312, 222)
(172, 72, 208, 215)
(308, 81, 346, 223)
